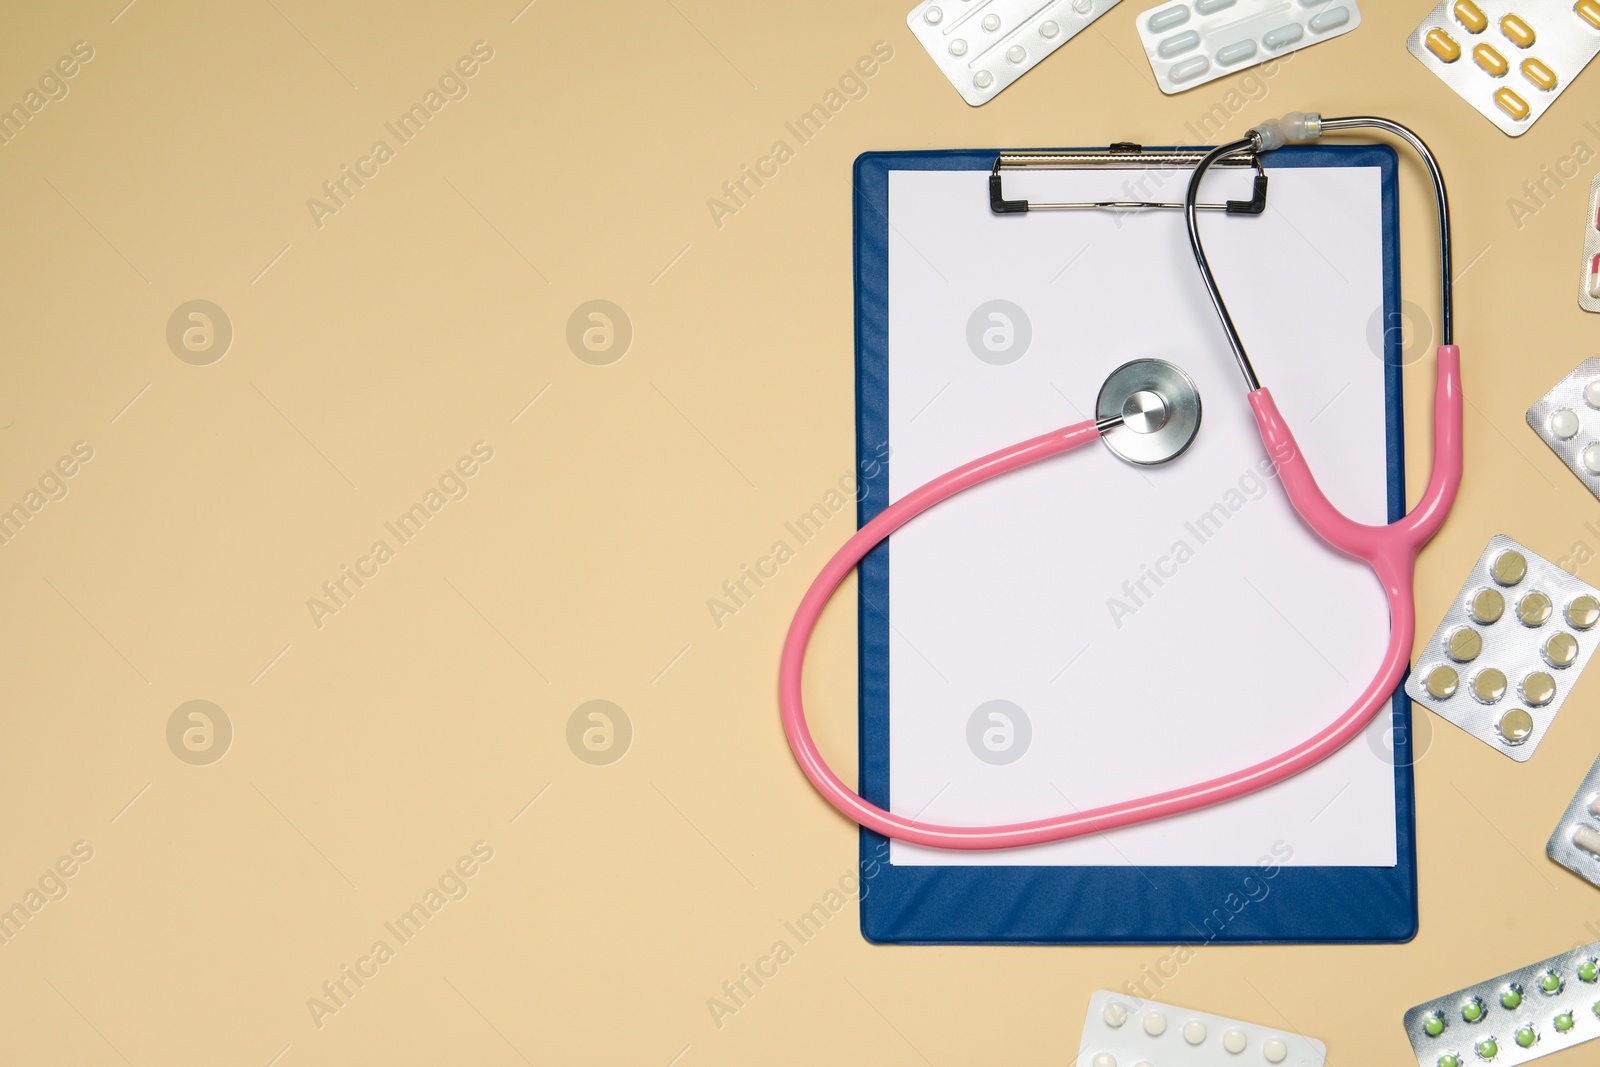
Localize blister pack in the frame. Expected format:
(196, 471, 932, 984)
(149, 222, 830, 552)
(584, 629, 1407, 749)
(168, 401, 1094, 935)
(1582, 175, 1599, 313)
(1527, 357, 1600, 501)
(906, 0, 1122, 105)
(1404, 535, 1600, 761)
(1548, 751, 1600, 888)
(1078, 990, 1327, 1067)
(1406, 1, 1600, 137)
(1134, 0, 1361, 94)
(1404, 942, 1600, 1066)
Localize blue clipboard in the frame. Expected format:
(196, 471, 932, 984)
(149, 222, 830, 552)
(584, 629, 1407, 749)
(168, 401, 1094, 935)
(853, 145, 1418, 945)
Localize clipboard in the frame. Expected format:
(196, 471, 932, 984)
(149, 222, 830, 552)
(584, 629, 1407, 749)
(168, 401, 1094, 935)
(852, 144, 1418, 945)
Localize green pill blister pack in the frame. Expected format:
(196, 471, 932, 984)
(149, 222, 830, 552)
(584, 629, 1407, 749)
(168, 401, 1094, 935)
(1405, 941, 1600, 1065)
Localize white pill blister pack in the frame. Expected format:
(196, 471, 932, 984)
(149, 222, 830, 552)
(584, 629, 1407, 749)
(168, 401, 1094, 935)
(1405, 536, 1600, 762)
(906, 0, 1122, 105)
(1078, 991, 1327, 1067)
(1134, 0, 1362, 94)
(1582, 175, 1599, 313)
(1404, 941, 1600, 1067)
(1548, 751, 1600, 889)
(1527, 357, 1600, 501)
(1407, 0, 1600, 137)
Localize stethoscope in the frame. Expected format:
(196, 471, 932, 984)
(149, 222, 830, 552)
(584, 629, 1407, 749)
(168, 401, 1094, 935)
(778, 113, 1464, 849)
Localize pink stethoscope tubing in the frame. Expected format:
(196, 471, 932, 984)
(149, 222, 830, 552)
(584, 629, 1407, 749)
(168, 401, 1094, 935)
(777, 346, 1462, 850)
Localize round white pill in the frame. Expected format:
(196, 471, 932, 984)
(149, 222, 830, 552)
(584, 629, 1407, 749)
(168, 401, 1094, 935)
(1586, 379, 1600, 409)
(1224, 1028, 1248, 1053)
(1041, 19, 1060, 37)
(949, 38, 968, 55)
(1144, 1011, 1167, 1036)
(1552, 408, 1581, 440)
(1092, 1055, 1117, 1067)
(982, 13, 1001, 30)
(973, 70, 994, 88)
(1103, 1001, 1128, 1027)
(1007, 45, 1026, 63)
(924, 6, 943, 23)
(1184, 1019, 1207, 1044)
(1075, 0, 1094, 11)
(1584, 443, 1600, 475)
(1263, 1037, 1288, 1063)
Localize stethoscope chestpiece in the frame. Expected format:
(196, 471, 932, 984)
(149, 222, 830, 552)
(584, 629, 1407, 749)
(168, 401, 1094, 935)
(1095, 359, 1203, 466)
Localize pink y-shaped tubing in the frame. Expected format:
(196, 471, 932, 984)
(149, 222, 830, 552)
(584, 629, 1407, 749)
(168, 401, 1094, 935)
(778, 346, 1463, 849)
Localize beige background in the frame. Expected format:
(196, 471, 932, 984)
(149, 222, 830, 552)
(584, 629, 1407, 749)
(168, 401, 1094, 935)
(2, 0, 1599, 1063)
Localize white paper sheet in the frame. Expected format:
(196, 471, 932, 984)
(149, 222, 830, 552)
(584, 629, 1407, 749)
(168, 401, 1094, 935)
(885, 162, 1400, 867)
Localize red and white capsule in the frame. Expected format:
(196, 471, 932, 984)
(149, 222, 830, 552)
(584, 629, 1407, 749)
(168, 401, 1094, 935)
(1591, 253, 1600, 299)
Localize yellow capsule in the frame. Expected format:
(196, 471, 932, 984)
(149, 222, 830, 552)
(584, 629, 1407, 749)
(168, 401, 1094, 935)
(1454, 0, 1488, 32)
(1569, 595, 1600, 630)
(1522, 57, 1558, 90)
(1448, 626, 1484, 663)
(1470, 587, 1505, 624)
(1545, 631, 1580, 669)
(1424, 664, 1460, 700)
(1579, 0, 1600, 32)
(1498, 708, 1535, 744)
(1492, 550, 1528, 586)
(1472, 667, 1508, 704)
(1475, 43, 1509, 75)
(1522, 671, 1556, 707)
(1501, 14, 1536, 47)
(1519, 590, 1554, 627)
(1426, 28, 1462, 62)
(1496, 87, 1532, 120)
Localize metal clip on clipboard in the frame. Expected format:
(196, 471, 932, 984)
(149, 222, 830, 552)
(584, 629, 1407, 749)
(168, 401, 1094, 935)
(988, 142, 1269, 215)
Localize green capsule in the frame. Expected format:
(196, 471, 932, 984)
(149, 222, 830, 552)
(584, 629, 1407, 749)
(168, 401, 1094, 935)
(1464, 997, 1486, 1023)
(1502, 985, 1523, 1010)
(1582, 959, 1600, 983)
(1424, 1012, 1447, 1037)
(1515, 1025, 1536, 1048)
(1476, 1037, 1499, 1059)
(1556, 1012, 1576, 1032)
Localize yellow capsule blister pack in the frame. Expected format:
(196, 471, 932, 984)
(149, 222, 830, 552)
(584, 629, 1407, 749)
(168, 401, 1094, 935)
(1407, 1, 1600, 136)
(1405, 535, 1600, 761)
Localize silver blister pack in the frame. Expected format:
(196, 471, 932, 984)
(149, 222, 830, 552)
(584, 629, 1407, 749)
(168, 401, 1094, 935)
(1407, 0, 1600, 138)
(1527, 357, 1600, 501)
(1078, 990, 1326, 1067)
(1134, 0, 1362, 94)
(906, 0, 1122, 106)
(1404, 535, 1600, 762)
(1582, 174, 1599, 313)
(1404, 941, 1600, 1066)
(1548, 751, 1600, 888)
